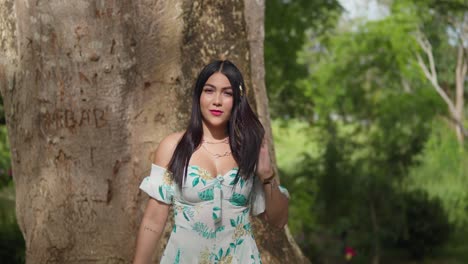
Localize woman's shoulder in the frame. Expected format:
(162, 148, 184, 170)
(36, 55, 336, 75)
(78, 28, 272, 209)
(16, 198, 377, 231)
(153, 131, 185, 167)
(161, 131, 185, 146)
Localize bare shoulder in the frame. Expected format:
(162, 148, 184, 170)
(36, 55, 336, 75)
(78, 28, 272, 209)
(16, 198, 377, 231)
(153, 131, 185, 167)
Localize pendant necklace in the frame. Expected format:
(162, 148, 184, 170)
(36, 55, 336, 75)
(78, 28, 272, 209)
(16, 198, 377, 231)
(201, 144, 231, 158)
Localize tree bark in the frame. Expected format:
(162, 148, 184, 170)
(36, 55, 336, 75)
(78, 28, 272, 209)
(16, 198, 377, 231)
(0, 0, 307, 263)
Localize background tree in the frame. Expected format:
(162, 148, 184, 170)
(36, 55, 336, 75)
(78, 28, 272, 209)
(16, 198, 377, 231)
(268, 0, 467, 263)
(265, 0, 342, 118)
(411, 0, 468, 144)
(0, 0, 307, 263)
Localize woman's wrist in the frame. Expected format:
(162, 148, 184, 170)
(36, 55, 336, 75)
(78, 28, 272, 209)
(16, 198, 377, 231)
(261, 173, 275, 184)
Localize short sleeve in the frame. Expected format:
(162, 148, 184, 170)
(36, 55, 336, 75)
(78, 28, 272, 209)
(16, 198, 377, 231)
(250, 178, 290, 216)
(139, 163, 175, 204)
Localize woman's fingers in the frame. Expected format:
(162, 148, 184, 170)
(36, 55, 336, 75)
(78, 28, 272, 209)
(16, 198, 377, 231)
(256, 137, 273, 179)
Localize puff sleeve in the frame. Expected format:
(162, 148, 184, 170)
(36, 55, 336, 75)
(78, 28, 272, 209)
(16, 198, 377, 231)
(139, 163, 175, 204)
(250, 178, 290, 216)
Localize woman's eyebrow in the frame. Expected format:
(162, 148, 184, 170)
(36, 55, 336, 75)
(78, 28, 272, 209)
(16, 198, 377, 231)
(204, 83, 232, 89)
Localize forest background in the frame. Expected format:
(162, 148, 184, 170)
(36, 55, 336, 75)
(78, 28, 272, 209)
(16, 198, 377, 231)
(1, 0, 467, 263)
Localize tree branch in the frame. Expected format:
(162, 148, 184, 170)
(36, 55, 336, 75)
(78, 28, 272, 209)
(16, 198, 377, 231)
(414, 31, 467, 137)
(416, 53, 457, 116)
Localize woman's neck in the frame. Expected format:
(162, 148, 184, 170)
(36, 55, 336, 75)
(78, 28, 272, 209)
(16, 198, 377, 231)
(202, 122, 228, 140)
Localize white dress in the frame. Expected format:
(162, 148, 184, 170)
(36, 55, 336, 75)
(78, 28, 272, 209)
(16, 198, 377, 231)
(139, 163, 289, 264)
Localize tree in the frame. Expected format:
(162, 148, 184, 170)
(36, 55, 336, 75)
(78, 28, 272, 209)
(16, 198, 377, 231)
(295, 1, 448, 262)
(265, 0, 342, 118)
(0, 0, 307, 263)
(409, 0, 468, 144)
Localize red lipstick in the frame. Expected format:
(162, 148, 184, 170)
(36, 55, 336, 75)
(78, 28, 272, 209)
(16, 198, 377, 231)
(209, 110, 223, 116)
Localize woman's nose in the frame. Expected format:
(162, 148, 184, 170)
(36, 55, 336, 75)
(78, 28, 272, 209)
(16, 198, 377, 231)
(213, 93, 222, 106)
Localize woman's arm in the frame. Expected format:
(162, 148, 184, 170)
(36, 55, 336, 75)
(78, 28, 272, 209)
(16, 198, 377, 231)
(132, 200, 170, 264)
(256, 138, 289, 228)
(132, 132, 184, 264)
(261, 176, 289, 228)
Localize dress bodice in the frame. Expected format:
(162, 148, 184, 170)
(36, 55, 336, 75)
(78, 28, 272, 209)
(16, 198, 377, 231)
(139, 163, 289, 264)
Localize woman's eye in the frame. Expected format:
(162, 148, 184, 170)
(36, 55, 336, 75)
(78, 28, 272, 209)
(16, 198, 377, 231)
(224, 91, 233, 96)
(203, 88, 214, 93)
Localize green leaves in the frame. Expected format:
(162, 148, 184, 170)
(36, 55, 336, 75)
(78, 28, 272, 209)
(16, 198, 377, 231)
(229, 193, 247, 206)
(269, 0, 468, 261)
(192, 177, 200, 187)
(197, 188, 214, 201)
(265, 0, 342, 118)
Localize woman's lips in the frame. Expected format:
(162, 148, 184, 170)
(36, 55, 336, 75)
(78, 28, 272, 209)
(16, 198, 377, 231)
(209, 110, 223, 116)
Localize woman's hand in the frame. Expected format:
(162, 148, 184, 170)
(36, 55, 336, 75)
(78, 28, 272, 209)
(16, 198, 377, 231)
(256, 137, 274, 181)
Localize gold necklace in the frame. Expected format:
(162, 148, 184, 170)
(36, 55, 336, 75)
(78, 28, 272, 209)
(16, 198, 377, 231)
(201, 144, 232, 158)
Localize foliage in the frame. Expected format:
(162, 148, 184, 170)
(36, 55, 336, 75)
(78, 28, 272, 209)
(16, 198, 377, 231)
(0, 95, 25, 263)
(0, 182, 25, 264)
(271, 119, 319, 240)
(0, 125, 12, 185)
(268, 0, 468, 262)
(405, 120, 468, 228)
(0, 95, 5, 125)
(395, 189, 452, 260)
(265, 0, 342, 118)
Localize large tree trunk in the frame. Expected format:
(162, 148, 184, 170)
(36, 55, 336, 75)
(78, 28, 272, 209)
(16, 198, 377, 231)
(0, 0, 308, 263)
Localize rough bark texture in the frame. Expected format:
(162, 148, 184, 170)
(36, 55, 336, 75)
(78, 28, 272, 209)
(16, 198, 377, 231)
(0, 0, 307, 263)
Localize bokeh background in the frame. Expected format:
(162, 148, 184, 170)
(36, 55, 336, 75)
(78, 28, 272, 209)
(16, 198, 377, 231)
(1, 0, 467, 263)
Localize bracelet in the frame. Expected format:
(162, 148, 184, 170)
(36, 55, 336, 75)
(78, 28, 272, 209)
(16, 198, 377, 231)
(262, 173, 275, 185)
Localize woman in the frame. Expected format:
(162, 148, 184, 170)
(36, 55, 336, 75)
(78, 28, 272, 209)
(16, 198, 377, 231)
(133, 60, 289, 264)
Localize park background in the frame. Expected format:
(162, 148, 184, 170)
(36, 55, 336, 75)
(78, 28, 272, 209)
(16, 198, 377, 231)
(1, 0, 467, 263)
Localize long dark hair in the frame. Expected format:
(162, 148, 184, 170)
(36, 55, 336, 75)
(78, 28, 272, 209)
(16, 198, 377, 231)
(168, 60, 265, 188)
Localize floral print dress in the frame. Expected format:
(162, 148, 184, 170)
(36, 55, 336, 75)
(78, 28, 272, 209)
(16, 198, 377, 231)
(139, 163, 289, 264)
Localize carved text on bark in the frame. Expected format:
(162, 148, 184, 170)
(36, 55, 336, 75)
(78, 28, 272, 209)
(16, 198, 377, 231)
(41, 107, 108, 131)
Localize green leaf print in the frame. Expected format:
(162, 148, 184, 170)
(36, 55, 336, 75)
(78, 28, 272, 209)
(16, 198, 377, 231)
(228, 172, 245, 188)
(212, 212, 219, 220)
(229, 193, 247, 206)
(192, 177, 200, 187)
(230, 219, 236, 227)
(216, 226, 224, 232)
(174, 249, 180, 264)
(198, 188, 214, 201)
(192, 222, 225, 239)
(158, 186, 165, 200)
(240, 178, 245, 188)
(183, 211, 190, 221)
(242, 207, 250, 215)
(236, 238, 244, 245)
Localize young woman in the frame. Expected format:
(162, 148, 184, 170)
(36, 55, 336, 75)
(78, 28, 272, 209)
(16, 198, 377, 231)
(133, 60, 289, 264)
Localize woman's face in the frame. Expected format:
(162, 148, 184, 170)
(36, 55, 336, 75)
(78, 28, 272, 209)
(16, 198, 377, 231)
(200, 72, 234, 129)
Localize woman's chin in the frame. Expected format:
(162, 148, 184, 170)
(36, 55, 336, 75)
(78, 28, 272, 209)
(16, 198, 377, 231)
(202, 119, 229, 129)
